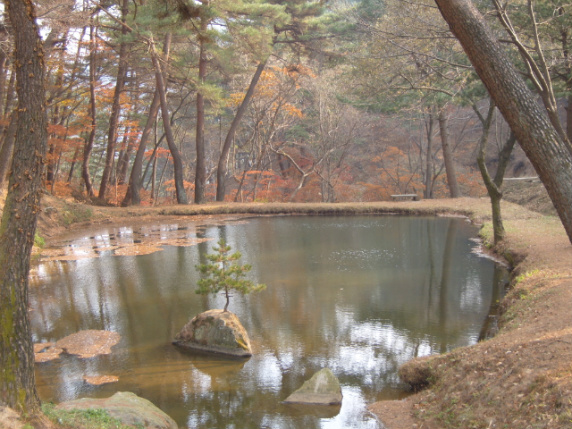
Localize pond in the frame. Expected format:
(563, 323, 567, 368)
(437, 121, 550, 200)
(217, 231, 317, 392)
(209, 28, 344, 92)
(29, 215, 508, 429)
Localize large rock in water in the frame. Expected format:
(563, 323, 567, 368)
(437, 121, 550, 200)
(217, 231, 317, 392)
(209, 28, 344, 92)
(56, 392, 177, 429)
(283, 368, 343, 405)
(173, 309, 252, 357)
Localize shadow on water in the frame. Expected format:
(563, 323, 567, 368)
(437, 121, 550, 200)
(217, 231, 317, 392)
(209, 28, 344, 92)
(29, 215, 508, 429)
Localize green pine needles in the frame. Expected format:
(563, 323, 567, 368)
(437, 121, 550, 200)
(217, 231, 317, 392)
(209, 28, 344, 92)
(195, 239, 266, 312)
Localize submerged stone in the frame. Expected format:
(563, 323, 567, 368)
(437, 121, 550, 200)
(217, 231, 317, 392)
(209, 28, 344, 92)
(173, 309, 252, 357)
(55, 330, 120, 358)
(283, 368, 343, 405)
(56, 391, 177, 429)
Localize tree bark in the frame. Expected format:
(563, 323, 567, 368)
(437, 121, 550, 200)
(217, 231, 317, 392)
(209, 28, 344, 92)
(434, 0, 572, 244)
(0, 71, 16, 188)
(0, 115, 16, 190)
(438, 109, 461, 198)
(0, 0, 47, 418)
(216, 59, 268, 201)
(567, 94, 572, 146)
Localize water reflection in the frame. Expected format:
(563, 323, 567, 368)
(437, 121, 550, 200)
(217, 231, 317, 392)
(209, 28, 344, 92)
(29, 216, 507, 429)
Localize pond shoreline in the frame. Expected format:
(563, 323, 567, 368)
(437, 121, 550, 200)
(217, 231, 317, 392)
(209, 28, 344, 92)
(37, 196, 572, 429)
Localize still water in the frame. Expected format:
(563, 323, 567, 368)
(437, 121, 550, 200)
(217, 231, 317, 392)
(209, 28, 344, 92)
(29, 215, 507, 429)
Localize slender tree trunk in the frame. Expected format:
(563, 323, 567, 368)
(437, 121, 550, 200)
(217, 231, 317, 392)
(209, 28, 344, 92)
(122, 89, 161, 206)
(150, 34, 188, 204)
(82, 19, 97, 198)
(476, 100, 504, 243)
(0, 0, 47, 419)
(234, 169, 248, 202)
(424, 112, 435, 199)
(46, 41, 68, 185)
(216, 59, 268, 201)
(98, 0, 129, 200)
(195, 20, 208, 204)
(116, 125, 132, 185)
(434, 0, 572, 244)
(438, 109, 461, 198)
(67, 143, 81, 183)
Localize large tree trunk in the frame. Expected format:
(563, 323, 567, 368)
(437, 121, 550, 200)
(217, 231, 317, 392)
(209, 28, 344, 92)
(216, 59, 268, 201)
(0, 0, 47, 419)
(438, 109, 461, 198)
(98, 0, 129, 200)
(434, 0, 572, 244)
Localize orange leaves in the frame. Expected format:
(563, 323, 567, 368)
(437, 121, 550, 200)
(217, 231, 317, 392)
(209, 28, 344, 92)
(48, 124, 68, 136)
(360, 145, 424, 200)
(144, 147, 172, 160)
(457, 170, 486, 197)
(46, 121, 88, 167)
(229, 65, 312, 119)
(283, 64, 315, 79)
(163, 179, 194, 193)
(283, 103, 303, 119)
(48, 181, 74, 198)
(228, 92, 246, 107)
(360, 182, 391, 202)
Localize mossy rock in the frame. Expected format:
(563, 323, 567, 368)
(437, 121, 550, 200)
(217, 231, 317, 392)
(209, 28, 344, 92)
(56, 391, 177, 429)
(173, 309, 252, 357)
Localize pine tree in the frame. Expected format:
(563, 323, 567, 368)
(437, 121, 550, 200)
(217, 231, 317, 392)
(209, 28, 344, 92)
(196, 240, 266, 312)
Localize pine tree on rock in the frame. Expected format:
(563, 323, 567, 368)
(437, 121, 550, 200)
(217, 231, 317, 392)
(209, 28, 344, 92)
(196, 240, 266, 312)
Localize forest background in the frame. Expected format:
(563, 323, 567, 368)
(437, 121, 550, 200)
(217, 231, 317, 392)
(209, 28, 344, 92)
(1, 0, 566, 209)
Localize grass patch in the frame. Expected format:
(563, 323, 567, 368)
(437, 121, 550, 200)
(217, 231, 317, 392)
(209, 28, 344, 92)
(42, 403, 139, 429)
(61, 203, 93, 226)
(478, 223, 494, 248)
(34, 233, 45, 248)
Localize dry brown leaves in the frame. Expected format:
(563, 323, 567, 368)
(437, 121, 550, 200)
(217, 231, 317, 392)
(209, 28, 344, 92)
(54, 330, 120, 358)
(82, 375, 119, 385)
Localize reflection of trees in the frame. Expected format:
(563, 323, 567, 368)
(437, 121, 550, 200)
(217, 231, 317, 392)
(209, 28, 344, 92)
(438, 219, 456, 353)
(221, 216, 506, 398)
